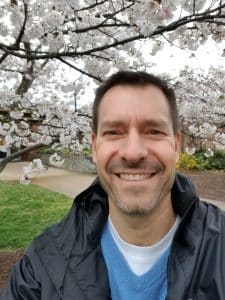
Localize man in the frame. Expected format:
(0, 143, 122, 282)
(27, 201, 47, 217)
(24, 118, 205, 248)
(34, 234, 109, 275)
(1, 71, 225, 299)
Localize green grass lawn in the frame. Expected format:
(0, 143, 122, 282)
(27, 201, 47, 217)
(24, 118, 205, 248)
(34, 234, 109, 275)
(0, 181, 73, 250)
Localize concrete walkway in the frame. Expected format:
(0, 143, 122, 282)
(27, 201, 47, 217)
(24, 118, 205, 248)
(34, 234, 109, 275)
(1, 162, 225, 210)
(0, 162, 96, 199)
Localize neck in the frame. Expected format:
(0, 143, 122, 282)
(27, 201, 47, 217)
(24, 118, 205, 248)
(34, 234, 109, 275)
(109, 196, 176, 246)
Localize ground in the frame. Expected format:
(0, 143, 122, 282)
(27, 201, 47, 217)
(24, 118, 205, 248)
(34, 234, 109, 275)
(182, 170, 225, 202)
(0, 251, 24, 290)
(0, 170, 225, 289)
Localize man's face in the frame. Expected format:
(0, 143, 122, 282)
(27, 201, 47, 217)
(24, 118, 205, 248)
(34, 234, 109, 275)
(92, 84, 180, 217)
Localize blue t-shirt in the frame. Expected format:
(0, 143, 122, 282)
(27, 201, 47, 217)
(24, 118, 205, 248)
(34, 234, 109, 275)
(101, 222, 170, 300)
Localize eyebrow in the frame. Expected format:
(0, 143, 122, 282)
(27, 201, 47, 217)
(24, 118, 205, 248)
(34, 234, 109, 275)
(100, 120, 125, 129)
(99, 118, 169, 129)
(141, 119, 169, 128)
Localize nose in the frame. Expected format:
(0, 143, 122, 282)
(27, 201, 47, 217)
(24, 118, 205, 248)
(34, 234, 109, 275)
(119, 130, 148, 163)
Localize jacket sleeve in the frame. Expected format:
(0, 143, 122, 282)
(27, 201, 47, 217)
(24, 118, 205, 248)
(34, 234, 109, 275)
(0, 254, 41, 300)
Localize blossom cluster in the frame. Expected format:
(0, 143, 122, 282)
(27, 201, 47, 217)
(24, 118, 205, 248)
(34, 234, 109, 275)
(20, 158, 47, 184)
(0, 0, 223, 79)
(175, 66, 225, 151)
(0, 74, 92, 157)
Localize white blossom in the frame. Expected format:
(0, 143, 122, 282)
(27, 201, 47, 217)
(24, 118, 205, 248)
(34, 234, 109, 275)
(2, 123, 10, 130)
(204, 148, 214, 158)
(24, 159, 46, 174)
(40, 136, 53, 145)
(20, 174, 31, 185)
(215, 132, 225, 146)
(24, 74, 33, 80)
(49, 153, 65, 167)
(59, 133, 72, 145)
(0, 125, 7, 136)
(186, 147, 196, 155)
(188, 125, 199, 136)
(10, 111, 23, 120)
(5, 135, 13, 146)
(19, 159, 47, 183)
(42, 11, 65, 31)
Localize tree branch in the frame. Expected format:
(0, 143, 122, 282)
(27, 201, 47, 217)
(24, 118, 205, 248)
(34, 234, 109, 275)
(13, 1, 28, 49)
(57, 57, 102, 82)
(0, 52, 9, 65)
(0, 143, 47, 173)
(1, 4, 225, 60)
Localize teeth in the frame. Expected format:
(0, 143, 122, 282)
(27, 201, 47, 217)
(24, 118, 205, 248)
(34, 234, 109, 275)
(119, 174, 150, 181)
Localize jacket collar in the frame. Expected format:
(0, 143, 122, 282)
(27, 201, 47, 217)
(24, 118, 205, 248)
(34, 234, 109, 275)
(172, 172, 199, 217)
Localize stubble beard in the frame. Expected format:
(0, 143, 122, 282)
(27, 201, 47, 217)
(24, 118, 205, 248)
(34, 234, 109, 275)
(98, 160, 174, 217)
(107, 177, 171, 217)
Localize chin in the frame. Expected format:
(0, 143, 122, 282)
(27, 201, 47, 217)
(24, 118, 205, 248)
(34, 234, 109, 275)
(115, 197, 160, 216)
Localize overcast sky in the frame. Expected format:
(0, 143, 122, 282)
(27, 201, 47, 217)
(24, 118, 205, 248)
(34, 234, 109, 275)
(149, 38, 225, 76)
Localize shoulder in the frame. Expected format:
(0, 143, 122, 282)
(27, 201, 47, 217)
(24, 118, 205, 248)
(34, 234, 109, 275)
(186, 200, 225, 242)
(198, 200, 225, 231)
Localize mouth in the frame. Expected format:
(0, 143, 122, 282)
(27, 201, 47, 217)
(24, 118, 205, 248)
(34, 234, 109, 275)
(116, 173, 156, 181)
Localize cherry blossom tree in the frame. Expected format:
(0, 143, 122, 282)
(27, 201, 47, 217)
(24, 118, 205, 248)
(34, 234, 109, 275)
(1, 0, 225, 174)
(174, 66, 225, 152)
(0, 65, 92, 173)
(0, 93, 92, 172)
(1, 0, 225, 71)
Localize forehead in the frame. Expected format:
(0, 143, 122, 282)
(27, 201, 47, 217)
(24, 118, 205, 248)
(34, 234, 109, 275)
(98, 84, 171, 123)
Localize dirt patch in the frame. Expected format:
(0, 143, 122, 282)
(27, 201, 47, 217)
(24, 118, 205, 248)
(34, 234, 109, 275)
(181, 170, 225, 202)
(0, 250, 24, 290)
(0, 171, 224, 290)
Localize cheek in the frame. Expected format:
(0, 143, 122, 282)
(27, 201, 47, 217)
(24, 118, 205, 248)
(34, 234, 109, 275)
(95, 142, 119, 168)
(92, 146, 97, 164)
(151, 142, 177, 163)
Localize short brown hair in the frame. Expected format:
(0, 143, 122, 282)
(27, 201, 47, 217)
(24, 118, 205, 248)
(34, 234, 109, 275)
(92, 70, 178, 133)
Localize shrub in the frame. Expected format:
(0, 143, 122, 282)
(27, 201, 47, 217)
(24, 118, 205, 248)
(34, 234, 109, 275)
(82, 147, 92, 157)
(177, 150, 225, 171)
(177, 153, 201, 170)
(206, 150, 225, 170)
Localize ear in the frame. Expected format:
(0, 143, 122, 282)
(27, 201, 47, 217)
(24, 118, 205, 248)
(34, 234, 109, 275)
(92, 132, 97, 164)
(175, 131, 181, 162)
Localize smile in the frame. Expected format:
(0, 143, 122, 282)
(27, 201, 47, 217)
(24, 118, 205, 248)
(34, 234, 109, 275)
(118, 173, 153, 181)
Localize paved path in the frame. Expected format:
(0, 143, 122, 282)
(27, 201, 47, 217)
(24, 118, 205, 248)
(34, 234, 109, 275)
(0, 162, 96, 199)
(1, 162, 225, 210)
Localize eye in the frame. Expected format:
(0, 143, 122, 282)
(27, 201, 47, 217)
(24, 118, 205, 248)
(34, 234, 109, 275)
(148, 129, 161, 135)
(103, 130, 121, 136)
